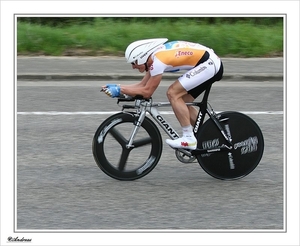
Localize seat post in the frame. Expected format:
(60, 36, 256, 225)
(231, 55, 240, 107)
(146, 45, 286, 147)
(192, 85, 213, 134)
(201, 84, 212, 104)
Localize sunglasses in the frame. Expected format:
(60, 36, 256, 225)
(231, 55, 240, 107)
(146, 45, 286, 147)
(131, 60, 138, 65)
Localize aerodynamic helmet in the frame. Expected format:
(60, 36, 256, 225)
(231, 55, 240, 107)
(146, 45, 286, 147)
(125, 38, 168, 65)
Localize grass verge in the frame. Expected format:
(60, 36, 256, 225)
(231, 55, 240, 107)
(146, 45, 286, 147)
(17, 18, 283, 57)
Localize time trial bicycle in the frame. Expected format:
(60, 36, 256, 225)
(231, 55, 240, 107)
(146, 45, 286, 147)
(92, 84, 264, 181)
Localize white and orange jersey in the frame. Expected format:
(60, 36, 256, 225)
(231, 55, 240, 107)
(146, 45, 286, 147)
(149, 41, 215, 76)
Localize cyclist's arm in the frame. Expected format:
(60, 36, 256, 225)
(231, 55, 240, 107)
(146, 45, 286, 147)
(121, 73, 162, 98)
(121, 71, 151, 89)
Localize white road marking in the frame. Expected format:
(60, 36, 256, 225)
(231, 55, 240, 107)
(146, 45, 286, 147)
(17, 111, 284, 115)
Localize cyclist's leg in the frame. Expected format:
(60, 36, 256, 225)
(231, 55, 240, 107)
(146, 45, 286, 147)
(167, 81, 191, 127)
(166, 54, 223, 149)
(183, 58, 224, 126)
(182, 94, 198, 126)
(179, 56, 222, 122)
(166, 81, 197, 149)
(167, 65, 220, 128)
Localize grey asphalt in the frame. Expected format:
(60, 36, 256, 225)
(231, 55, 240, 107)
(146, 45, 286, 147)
(17, 56, 284, 81)
(16, 57, 284, 233)
(17, 80, 284, 231)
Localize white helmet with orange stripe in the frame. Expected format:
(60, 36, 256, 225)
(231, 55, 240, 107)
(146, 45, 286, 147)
(125, 38, 168, 65)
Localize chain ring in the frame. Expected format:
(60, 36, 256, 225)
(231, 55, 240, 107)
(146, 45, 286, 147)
(175, 149, 196, 163)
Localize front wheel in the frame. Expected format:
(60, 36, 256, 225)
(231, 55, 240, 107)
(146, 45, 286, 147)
(92, 113, 163, 180)
(196, 111, 264, 180)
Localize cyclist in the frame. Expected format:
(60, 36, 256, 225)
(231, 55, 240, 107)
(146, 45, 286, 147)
(102, 38, 223, 150)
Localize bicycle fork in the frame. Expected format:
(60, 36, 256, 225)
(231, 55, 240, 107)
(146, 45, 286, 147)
(125, 103, 148, 149)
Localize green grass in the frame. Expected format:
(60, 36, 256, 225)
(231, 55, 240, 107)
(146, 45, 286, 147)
(17, 18, 283, 57)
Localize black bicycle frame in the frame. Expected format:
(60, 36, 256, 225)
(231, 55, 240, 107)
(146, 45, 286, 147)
(190, 84, 233, 155)
(118, 84, 233, 156)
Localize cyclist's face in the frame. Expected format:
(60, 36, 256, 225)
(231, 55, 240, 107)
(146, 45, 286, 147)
(131, 62, 146, 73)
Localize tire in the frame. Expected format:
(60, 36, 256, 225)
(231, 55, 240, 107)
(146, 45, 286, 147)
(92, 113, 163, 180)
(196, 111, 264, 180)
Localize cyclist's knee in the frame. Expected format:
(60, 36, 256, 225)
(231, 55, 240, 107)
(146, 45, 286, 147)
(166, 84, 175, 101)
(167, 81, 186, 101)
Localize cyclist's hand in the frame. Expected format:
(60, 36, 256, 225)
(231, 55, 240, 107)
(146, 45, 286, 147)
(102, 84, 121, 98)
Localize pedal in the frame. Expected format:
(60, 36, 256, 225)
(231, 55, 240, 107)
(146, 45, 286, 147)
(175, 149, 196, 163)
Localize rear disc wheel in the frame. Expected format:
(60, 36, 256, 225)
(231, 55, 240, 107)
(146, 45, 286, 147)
(196, 111, 264, 180)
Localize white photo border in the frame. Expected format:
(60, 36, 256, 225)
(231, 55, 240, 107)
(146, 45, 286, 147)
(1, 1, 299, 246)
